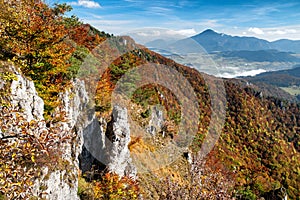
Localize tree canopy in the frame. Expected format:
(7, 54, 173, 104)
(0, 0, 76, 115)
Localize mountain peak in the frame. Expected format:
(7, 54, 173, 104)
(200, 29, 219, 35)
(191, 29, 221, 40)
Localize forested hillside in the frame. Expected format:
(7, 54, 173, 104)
(0, 1, 299, 199)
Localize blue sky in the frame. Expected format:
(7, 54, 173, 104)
(56, 0, 300, 42)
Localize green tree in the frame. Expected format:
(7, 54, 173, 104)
(0, 0, 75, 116)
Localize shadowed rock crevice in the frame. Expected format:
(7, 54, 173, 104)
(105, 105, 137, 179)
(79, 105, 137, 180)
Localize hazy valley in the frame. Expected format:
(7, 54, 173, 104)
(0, 1, 299, 200)
(145, 29, 300, 79)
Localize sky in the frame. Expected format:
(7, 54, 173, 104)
(54, 0, 300, 43)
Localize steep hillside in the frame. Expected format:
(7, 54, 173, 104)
(246, 65, 300, 87)
(230, 78, 298, 102)
(272, 39, 300, 53)
(0, 1, 299, 200)
(244, 65, 300, 101)
(93, 43, 300, 199)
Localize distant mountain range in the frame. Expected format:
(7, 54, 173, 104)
(242, 64, 300, 102)
(272, 39, 300, 53)
(189, 29, 273, 53)
(146, 29, 300, 54)
(189, 29, 300, 53)
(245, 64, 300, 87)
(145, 39, 177, 50)
(215, 49, 300, 62)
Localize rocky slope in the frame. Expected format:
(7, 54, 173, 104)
(0, 61, 137, 199)
(0, 2, 299, 199)
(1, 32, 300, 199)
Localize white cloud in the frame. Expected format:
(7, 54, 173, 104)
(148, 6, 171, 12)
(267, 29, 297, 35)
(144, 6, 173, 17)
(220, 69, 267, 78)
(197, 20, 221, 28)
(252, 6, 279, 16)
(69, 0, 101, 8)
(129, 28, 196, 39)
(124, 28, 196, 44)
(232, 26, 300, 41)
(248, 27, 264, 35)
(83, 19, 133, 27)
(166, 28, 197, 36)
(135, 30, 161, 37)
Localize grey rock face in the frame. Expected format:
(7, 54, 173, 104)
(2, 64, 137, 198)
(9, 68, 44, 121)
(80, 115, 106, 173)
(33, 169, 78, 200)
(0, 66, 84, 199)
(58, 79, 89, 129)
(105, 105, 137, 179)
(146, 105, 164, 136)
(33, 79, 91, 200)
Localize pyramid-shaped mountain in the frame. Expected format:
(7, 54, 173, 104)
(190, 29, 273, 52)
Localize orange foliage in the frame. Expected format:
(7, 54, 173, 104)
(69, 24, 106, 51)
(93, 172, 139, 200)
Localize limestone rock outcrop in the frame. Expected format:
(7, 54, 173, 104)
(32, 79, 90, 200)
(9, 66, 44, 121)
(1, 63, 137, 199)
(146, 105, 164, 136)
(105, 105, 137, 179)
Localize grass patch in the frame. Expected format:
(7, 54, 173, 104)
(280, 86, 300, 95)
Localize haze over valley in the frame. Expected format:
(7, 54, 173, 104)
(141, 29, 300, 78)
(1, 1, 300, 199)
